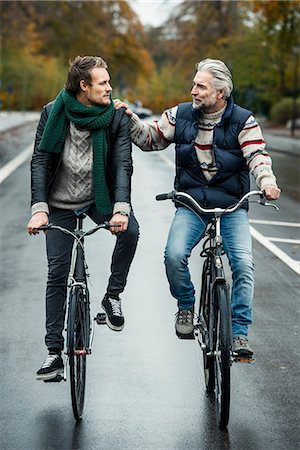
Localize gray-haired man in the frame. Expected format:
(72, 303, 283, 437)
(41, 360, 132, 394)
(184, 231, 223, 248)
(114, 58, 280, 356)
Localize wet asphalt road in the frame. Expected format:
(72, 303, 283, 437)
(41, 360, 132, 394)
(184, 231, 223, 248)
(1, 124, 299, 450)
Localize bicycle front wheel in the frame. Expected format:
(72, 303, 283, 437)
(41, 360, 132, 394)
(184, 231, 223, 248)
(199, 259, 215, 394)
(214, 281, 231, 429)
(67, 286, 90, 422)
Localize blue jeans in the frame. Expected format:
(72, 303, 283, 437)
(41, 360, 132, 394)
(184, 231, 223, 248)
(164, 207, 254, 337)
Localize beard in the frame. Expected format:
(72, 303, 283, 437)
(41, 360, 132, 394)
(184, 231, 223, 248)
(192, 100, 203, 110)
(192, 92, 219, 112)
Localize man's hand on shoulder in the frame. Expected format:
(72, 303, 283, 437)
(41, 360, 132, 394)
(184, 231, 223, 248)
(263, 185, 281, 201)
(27, 212, 49, 235)
(114, 99, 133, 117)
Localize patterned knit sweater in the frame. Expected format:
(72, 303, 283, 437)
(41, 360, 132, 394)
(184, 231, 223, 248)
(130, 103, 277, 189)
(31, 122, 130, 216)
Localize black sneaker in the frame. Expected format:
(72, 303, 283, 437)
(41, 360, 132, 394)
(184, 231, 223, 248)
(36, 354, 64, 381)
(101, 294, 125, 331)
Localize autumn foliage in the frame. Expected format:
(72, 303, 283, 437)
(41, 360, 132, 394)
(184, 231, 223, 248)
(1, 0, 299, 120)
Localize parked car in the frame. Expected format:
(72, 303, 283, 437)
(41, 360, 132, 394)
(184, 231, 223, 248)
(127, 101, 153, 119)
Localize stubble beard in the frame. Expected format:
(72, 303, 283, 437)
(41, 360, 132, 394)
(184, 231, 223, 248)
(192, 93, 218, 113)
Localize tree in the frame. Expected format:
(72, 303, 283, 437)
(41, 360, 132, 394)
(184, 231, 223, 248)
(1, 1, 154, 109)
(251, 0, 300, 97)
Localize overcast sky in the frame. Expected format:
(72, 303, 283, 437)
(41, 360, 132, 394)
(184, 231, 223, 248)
(128, 0, 183, 27)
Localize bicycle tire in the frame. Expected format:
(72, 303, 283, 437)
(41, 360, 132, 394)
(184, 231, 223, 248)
(67, 286, 89, 422)
(214, 281, 231, 429)
(199, 259, 215, 394)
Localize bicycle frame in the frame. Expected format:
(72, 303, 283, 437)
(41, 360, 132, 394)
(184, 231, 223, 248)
(37, 216, 114, 363)
(197, 215, 230, 345)
(69, 214, 89, 283)
(67, 214, 92, 358)
(37, 216, 116, 421)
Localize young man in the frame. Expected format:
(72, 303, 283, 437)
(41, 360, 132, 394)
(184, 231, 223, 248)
(27, 56, 139, 381)
(114, 58, 280, 357)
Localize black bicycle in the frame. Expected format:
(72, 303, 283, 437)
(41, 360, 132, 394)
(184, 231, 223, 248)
(156, 189, 278, 429)
(38, 215, 118, 421)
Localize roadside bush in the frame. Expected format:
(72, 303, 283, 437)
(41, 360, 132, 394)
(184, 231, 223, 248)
(269, 97, 300, 125)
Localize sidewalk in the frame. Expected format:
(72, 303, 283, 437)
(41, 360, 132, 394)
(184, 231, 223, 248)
(0, 111, 40, 133)
(263, 124, 300, 139)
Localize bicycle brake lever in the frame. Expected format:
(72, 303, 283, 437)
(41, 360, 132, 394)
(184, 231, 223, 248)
(257, 197, 279, 211)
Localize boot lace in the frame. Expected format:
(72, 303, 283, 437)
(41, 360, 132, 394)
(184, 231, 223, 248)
(175, 309, 194, 325)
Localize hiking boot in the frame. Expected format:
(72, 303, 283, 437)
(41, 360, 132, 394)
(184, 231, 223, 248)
(101, 294, 125, 331)
(233, 335, 253, 357)
(175, 309, 194, 338)
(36, 354, 64, 381)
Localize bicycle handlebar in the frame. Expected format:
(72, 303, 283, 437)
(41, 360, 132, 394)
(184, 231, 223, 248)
(156, 192, 174, 201)
(156, 190, 279, 214)
(35, 221, 120, 238)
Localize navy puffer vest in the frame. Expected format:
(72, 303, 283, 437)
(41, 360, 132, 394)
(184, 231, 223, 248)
(174, 96, 252, 209)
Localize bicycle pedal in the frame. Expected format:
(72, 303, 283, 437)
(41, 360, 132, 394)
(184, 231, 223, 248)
(176, 332, 195, 340)
(43, 374, 64, 383)
(234, 355, 255, 364)
(95, 312, 106, 325)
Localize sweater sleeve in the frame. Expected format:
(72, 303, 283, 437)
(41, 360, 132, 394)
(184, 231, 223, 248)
(238, 115, 278, 189)
(130, 106, 177, 151)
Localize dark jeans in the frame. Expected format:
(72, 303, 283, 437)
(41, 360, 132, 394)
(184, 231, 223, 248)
(45, 205, 139, 350)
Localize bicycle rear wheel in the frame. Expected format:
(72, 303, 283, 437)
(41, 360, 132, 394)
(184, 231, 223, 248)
(67, 286, 90, 422)
(199, 259, 215, 394)
(214, 281, 231, 429)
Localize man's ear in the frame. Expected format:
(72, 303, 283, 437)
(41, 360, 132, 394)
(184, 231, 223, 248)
(217, 89, 225, 99)
(79, 80, 88, 92)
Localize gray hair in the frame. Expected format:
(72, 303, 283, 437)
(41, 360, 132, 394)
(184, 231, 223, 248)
(196, 58, 233, 98)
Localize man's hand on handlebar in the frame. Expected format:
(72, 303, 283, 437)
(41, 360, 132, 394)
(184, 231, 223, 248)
(27, 212, 49, 235)
(113, 99, 133, 117)
(263, 185, 281, 201)
(109, 213, 128, 235)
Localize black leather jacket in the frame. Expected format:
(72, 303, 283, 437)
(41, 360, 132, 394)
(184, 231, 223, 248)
(30, 102, 133, 209)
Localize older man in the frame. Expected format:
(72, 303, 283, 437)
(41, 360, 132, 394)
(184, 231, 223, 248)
(114, 58, 280, 356)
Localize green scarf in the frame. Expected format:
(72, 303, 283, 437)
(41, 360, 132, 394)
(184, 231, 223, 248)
(38, 88, 115, 215)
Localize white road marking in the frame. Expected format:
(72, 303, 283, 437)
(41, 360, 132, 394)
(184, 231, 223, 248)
(250, 219, 300, 228)
(158, 152, 300, 275)
(0, 143, 33, 184)
(265, 237, 300, 244)
(250, 226, 300, 275)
